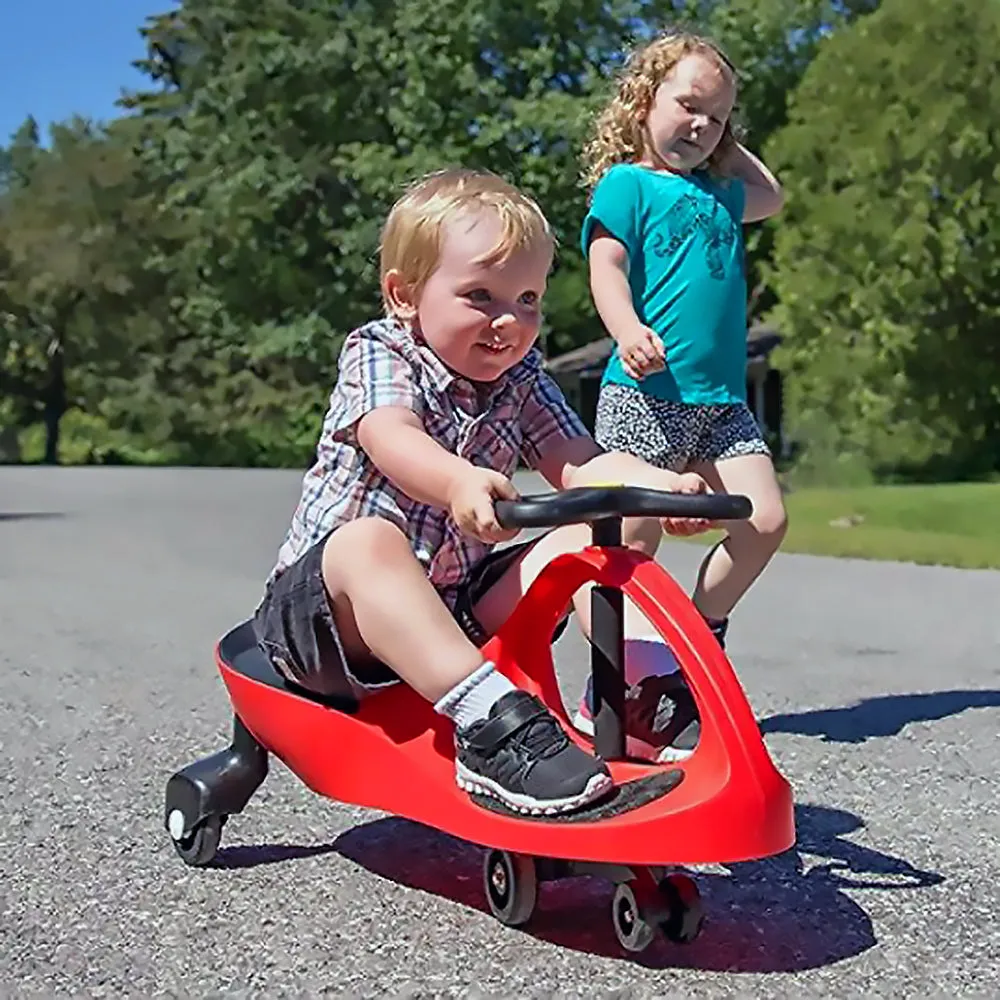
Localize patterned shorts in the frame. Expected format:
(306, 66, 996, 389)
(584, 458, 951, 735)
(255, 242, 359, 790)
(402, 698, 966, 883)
(594, 383, 771, 472)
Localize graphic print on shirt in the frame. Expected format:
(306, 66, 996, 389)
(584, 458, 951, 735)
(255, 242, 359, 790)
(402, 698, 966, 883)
(649, 192, 738, 280)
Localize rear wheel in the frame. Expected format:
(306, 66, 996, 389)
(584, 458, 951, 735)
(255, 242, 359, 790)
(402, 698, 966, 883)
(611, 881, 657, 952)
(169, 812, 225, 867)
(483, 850, 538, 927)
(658, 872, 704, 944)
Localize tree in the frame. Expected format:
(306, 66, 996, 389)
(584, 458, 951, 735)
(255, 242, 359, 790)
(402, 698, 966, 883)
(1, 1, 896, 467)
(125, 0, 886, 376)
(0, 118, 162, 463)
(124, 0, 654, 373)
(764, 0, 1000, 480)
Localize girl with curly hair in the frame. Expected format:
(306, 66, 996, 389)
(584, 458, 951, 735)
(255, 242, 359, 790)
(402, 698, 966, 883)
(571, 30, 787, 762)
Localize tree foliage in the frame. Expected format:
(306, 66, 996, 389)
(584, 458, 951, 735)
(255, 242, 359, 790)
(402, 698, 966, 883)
(122, 0, 879, 372)
(765, 0, 1000, 479)
(0, 117, 163, 462)
(6, 0, 997, 481)
(125, 0, 673, 370)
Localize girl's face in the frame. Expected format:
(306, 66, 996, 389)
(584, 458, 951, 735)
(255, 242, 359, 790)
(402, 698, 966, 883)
(641, 52, 736, 173)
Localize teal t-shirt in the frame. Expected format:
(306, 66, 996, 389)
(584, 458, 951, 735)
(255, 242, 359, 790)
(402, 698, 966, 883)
(581, 163, 748, 404)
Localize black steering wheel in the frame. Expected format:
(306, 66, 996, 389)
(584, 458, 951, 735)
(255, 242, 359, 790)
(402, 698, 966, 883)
(494, 485, 752, 530)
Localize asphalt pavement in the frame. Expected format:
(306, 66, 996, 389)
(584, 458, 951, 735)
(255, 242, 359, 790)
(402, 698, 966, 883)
(2, 465, 999, 998)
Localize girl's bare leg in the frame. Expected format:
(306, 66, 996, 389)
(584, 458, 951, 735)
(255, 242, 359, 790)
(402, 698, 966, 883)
(687, 454, 788, 622)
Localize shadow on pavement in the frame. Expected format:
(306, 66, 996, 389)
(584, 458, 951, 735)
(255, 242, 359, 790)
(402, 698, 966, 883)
(759, 690, 1000, 743)
(0, 512, 66, 522)
(211, 802, 943, 972)
(208, 842, 340, 869)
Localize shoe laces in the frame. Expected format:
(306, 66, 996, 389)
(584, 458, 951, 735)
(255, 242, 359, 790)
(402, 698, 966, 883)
(511, 708, 569, 760)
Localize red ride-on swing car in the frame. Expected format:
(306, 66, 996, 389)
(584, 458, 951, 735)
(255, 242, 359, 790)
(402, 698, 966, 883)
(163, 485, 795, 953)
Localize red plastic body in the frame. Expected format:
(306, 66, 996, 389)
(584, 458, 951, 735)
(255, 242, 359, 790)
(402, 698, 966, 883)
(218, 545, 795, 867)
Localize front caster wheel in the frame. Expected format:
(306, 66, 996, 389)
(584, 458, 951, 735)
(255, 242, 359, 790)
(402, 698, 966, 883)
(658, 872, 704, 944)
(611, 881, 657, 953)
(169, 812, 225, 867)
(483, 850, 538, 927)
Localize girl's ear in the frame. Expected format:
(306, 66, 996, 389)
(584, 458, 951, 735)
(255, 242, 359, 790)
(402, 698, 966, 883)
(718, 118, 737, 154)
(707, 116, 742, 175)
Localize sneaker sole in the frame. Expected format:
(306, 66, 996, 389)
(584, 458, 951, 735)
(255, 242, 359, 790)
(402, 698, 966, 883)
(572, 711, 694, 763)
(455, 761, 614, 817)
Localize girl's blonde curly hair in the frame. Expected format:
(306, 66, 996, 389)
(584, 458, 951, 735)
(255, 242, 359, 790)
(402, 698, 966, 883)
(581, 29, 743, 189)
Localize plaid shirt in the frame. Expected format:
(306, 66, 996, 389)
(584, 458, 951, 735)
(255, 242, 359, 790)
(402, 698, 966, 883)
(268, 317, 589, 604)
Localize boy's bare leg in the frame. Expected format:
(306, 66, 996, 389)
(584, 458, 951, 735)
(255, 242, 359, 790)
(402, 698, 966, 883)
(321, 517, 615, 812)
(688, 453, 788, 623)
(320, 517, 487, 703)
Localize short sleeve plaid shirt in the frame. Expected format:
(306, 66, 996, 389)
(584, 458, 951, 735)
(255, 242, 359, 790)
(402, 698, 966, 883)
(267, 317, 590, 605)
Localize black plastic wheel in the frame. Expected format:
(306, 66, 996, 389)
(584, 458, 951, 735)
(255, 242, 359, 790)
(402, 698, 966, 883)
(483, 850, 538, 927)
(171, 814, 225, 867)
(611, 882, 657, 953)
(658, 872, 704, 944)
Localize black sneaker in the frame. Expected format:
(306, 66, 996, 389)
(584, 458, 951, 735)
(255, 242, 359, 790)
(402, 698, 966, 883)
(454, 691, 614, 816)
(573, 672, 700, 762)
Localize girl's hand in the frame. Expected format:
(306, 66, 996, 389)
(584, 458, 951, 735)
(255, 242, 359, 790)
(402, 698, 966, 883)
(661, 472, 717, 536)
(616, 324, 665, 380)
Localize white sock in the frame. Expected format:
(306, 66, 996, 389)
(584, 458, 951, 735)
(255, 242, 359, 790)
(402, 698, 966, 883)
(582, 639, 679, 711)
(434, 661, 517, 730)
(623, 638, 680, 685)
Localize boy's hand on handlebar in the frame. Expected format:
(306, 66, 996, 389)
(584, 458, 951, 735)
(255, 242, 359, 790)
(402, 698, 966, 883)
(449, 468, 521, 544)
(661, 472, 717, 536)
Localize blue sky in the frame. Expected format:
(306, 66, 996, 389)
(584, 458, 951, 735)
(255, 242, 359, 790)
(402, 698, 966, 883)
(0, 1, 177, 145)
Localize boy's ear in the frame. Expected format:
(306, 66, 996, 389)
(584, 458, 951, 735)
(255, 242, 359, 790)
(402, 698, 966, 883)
(382, 269, 418, 320)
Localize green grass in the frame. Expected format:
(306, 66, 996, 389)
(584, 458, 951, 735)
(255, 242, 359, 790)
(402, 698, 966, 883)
(684, 481, 1000, 570)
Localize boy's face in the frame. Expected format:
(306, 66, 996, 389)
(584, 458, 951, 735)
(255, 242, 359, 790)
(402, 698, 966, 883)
(642, 52, 735, 173)
(387, 210, 551, 383)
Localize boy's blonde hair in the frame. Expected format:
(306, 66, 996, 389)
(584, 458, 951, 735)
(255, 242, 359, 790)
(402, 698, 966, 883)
(379, 168, 555, 315)
(581, 29, 741, 189)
